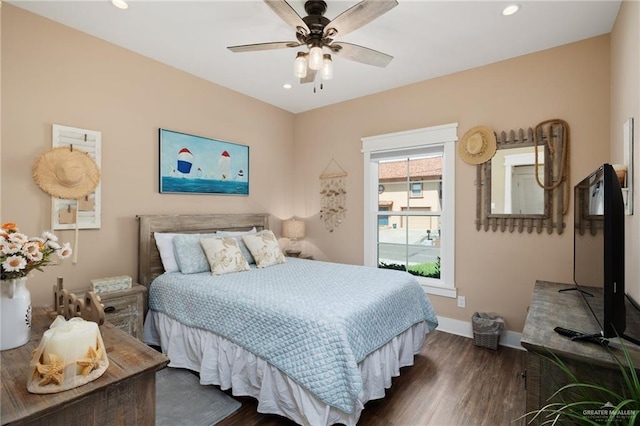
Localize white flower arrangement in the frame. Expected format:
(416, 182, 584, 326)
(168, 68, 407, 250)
(0, 222, 72, 280)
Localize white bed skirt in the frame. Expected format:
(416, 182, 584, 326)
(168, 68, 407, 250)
(144, 311, 429, 426)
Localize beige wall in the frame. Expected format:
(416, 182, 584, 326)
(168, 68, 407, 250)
(3, 3, 637, 334)
(1, 5, 295, 306)
(294, 35, 611, 332)
(611, 1, 640, 303)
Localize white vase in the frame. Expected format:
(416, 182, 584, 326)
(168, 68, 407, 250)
(1, 277, 32, 350)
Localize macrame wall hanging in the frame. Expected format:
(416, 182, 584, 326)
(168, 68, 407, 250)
(319, 159, 347, 232)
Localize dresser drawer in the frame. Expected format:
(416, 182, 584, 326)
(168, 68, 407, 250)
(76, 284, 146, 340)
(103, 296, 142, 338)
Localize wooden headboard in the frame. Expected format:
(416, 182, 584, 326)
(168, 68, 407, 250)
(136, 213, 270, 289)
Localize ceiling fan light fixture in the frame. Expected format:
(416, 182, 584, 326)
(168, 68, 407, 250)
(294, 52, 308, 78)
(308, 46, 324, 70)
(502, 4, 520, 16)
(111, 0, 129, 10)
(321, 54, 333, 80)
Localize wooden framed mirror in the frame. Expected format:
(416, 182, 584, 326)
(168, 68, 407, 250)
(475, 121, 569, 234)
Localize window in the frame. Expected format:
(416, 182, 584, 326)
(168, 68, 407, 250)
(362, 123, 457, 298)
(411, 182, 423, 197)
(378, 205, 390, 227)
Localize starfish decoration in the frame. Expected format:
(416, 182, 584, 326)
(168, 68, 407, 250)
(35, 353, 64, 386)
(76, 344, 103, 376)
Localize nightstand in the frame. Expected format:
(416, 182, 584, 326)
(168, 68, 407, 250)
(76, 284, 146, 340)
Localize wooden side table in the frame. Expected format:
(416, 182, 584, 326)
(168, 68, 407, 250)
(1, 306, 168, 426)
(75, 284, 146, 340)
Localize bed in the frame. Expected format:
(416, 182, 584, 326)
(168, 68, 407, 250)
(138, 213, 438, 426)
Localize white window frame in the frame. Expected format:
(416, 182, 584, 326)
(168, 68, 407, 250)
(362, 123, 458, 298)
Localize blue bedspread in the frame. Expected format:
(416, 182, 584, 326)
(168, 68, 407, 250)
(148, 258, 438, 414)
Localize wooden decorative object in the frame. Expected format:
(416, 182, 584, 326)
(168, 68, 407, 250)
(53, 277, 105, 325)
(475, 120, 569, 234)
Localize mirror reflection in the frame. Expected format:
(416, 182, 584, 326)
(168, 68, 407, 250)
(490, 146, 545, 214)
(475, 121, 568, 235)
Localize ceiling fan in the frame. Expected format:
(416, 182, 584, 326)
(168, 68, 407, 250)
(227, 0, 398, 85)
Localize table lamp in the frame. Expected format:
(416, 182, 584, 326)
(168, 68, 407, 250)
(281, 218, 306, 257)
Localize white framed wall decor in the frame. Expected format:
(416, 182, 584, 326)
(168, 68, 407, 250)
(51, 124, 102, 230)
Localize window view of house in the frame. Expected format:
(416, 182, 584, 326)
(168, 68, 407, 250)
(377, 155, 442, 278)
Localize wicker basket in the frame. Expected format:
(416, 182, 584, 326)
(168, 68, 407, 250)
(473, 331, 500, 350)
(471, 312, 504, 350)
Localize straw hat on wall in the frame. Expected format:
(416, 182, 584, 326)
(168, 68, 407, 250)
(33, 147, 100, 200)
(458, 125, 497, 165)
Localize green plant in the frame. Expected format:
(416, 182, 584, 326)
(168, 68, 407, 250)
(518, 339, 640, 425)
(378, 257, 440, 279)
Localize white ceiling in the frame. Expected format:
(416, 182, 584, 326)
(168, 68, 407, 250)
(9, 0, 621, 114)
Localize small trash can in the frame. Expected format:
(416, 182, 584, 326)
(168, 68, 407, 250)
(472, 312, 505, 350)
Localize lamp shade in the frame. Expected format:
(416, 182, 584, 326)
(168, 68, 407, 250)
(282, 218, 306, 240)
(294, 52, 308, 78)
(308, 46, 323, 70)
(321, 54, 333, 80)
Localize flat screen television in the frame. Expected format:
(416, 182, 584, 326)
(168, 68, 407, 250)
(573, 163, 638, 344)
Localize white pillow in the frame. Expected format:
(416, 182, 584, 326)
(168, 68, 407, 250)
(154, 232, 180, 273)
(241, 230, 286, 268)
(215, 227, 257, 236)
(200, 237, 250, 275)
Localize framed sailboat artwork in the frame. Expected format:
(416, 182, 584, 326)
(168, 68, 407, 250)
(159, 129, 249, 196)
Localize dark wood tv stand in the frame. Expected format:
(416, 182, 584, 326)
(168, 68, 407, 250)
(521, 280, 640, 424)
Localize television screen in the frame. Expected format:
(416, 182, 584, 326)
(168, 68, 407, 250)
(573, 163, 626, 338)
(574, 168, 605, 288)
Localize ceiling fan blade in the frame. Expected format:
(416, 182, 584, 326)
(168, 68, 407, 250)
(325, 0, 398, 38)
(331, 42, 393, 67)
(300, 69, 317, 84)
(264, 0, 309, 33)
(227, 41, 301, 53)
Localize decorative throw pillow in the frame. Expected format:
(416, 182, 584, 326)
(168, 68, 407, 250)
(217, 228, 257, 264)
(242, 230, 286, 268)
(200, 237, 250, 275)
(172, 233, 217, 274)
(154, 232, 181, 273)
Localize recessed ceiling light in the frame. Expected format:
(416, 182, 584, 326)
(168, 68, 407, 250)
(502, 4, 519, 16)
(112, 0, 129, 10)
(283, 83, 292, 90)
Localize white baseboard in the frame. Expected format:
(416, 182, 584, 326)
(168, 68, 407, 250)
(436, 315, 525, 351)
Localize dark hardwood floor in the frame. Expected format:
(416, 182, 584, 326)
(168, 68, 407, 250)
(217, 330, 528, 426)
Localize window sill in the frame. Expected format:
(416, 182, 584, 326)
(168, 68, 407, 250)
(415, 277, 457, 298)
(423, 284, 457, 298)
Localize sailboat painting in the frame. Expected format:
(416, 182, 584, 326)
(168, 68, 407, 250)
(159, 128, 249, 195)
